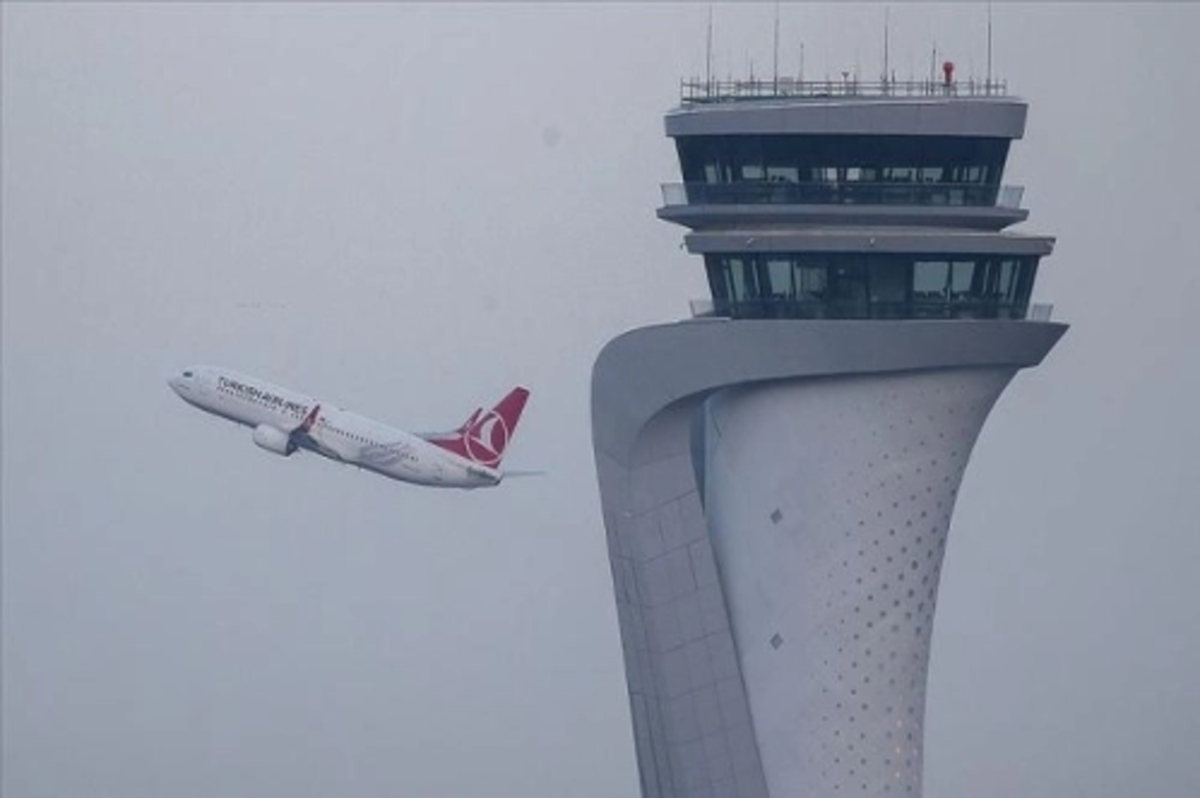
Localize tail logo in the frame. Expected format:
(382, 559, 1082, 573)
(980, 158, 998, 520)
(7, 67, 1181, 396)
(425, 386, 528, 469)
(464, 411, 510, 467)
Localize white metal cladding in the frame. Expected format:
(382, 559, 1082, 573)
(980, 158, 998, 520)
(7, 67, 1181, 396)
(703, 369, 1015, 797)
(663, 97, 1029, 139)
(591, 320, 1064, 798)
(682, 229, 1055, 257)
(599, 400, 768, 798)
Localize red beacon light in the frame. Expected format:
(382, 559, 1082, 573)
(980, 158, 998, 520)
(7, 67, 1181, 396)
(942, 60, 956, 86)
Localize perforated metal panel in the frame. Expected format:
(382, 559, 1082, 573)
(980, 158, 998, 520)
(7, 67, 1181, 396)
(705, 368, 1015, 797)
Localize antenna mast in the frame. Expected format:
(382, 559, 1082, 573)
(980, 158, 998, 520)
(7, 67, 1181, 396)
(706, 5, 714, 90)
(883, 6, 890, 88)
(986, 2, 994, 91)
(773, 2, 781, 93)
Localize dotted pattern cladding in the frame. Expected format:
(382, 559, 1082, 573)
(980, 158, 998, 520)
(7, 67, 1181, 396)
(704, 367, 1016, 798)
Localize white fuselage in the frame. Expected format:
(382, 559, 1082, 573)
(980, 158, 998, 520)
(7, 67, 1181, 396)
(168, 366, 501, 488)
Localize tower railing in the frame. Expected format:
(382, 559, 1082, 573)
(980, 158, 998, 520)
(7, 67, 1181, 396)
(662, 181, 1024, 209)
(681, 76, 1010, 104)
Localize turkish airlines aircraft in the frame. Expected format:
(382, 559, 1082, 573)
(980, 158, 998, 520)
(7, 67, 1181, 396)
(168, 366, 530, 489)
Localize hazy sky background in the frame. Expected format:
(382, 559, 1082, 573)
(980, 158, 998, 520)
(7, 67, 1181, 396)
(3, 3, 1198, 797)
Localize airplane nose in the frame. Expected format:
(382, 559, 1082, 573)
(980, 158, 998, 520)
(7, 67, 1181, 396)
(167, 375, 185, 395)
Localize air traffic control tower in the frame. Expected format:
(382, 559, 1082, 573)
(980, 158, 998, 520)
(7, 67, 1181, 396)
(591, 72, 1067, 798)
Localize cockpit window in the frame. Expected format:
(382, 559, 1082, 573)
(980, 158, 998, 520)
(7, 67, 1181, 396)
(183, 371, 194, 378)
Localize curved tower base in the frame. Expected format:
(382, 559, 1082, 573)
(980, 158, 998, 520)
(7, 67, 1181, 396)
(592, 320, 1064, 798)
(705, 369, 1014, 797)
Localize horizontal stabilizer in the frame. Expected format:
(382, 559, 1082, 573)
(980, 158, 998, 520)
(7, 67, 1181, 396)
(501, 469, 546, 479)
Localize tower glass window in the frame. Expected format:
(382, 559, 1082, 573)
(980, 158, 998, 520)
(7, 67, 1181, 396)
(677, 135, 1012, 206)
(706, 253, 1039, 320)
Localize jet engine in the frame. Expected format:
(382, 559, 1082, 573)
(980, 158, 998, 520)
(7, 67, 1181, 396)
(252, 424, 296, 456)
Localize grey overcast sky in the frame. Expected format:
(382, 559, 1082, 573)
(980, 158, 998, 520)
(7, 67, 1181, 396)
(2, 3, 1198, 797)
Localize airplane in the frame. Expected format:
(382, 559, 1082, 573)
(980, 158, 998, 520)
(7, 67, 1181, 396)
(167, 366, 530, 489)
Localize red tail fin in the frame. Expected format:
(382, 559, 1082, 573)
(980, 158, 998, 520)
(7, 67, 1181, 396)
(428, 387, 530, 468)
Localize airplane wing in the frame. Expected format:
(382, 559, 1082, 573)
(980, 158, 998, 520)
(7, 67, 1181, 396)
(288, 404, 322, 450)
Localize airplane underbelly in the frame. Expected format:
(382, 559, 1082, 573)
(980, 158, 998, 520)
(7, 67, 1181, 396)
(381, 453, 460, 486)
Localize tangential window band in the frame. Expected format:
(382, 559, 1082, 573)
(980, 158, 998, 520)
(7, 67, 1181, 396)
(591, 62, 1065, 798)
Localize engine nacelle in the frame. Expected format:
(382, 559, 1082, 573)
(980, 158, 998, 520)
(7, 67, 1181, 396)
(252, 424, 296, 456)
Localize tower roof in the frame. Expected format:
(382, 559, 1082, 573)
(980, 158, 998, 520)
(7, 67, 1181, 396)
(667, 79, 1026, 139)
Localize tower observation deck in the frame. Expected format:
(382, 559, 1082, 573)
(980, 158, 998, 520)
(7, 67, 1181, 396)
(592, 72, 1067, 798)
(663, 76, 1051, 323)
